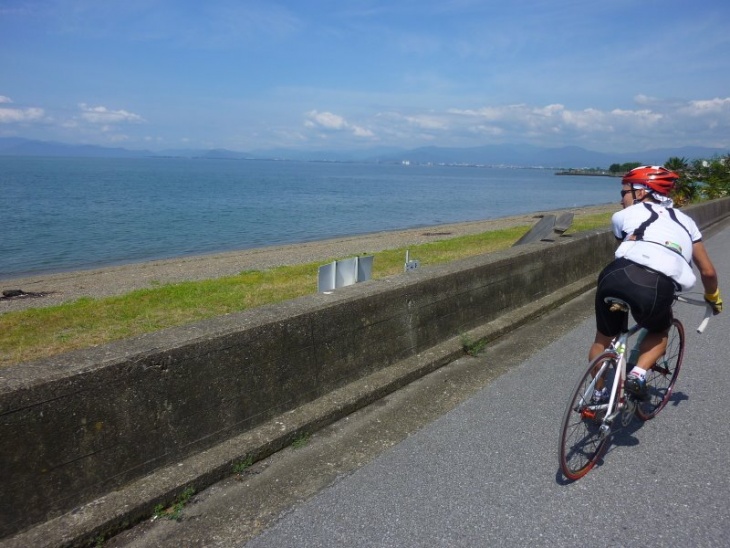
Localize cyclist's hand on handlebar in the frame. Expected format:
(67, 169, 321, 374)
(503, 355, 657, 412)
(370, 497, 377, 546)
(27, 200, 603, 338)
(704, 288, 723, 315)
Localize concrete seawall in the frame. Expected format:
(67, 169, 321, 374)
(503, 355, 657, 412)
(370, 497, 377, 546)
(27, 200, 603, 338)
(3, 198, 729, 545)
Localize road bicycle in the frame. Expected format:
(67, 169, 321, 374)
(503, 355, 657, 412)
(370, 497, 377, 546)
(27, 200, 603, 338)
(558, 293, 713, 481)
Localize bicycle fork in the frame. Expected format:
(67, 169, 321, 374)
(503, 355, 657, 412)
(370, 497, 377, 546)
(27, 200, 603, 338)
(579, 349, 636, 440)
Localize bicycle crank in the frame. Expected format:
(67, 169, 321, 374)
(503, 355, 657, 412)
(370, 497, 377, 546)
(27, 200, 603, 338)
(621, 399, 637, 426)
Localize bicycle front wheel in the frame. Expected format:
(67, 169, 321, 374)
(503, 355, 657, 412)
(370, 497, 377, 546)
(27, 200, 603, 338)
(636, 318, 685, 420)
(559, 351, 617, 481)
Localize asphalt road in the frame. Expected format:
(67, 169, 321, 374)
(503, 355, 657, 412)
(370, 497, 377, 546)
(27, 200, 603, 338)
(241, 225, 730, 548)
(106, 220, 730, 548)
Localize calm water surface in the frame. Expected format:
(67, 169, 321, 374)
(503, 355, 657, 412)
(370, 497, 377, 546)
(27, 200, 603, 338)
(0, 157, 617, 278)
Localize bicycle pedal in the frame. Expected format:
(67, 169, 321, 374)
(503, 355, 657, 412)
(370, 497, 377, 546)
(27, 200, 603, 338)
(621, 401, 636, 426)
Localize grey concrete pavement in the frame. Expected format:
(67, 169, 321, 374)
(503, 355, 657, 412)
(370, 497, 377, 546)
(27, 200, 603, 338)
(101, 219, 730, 548)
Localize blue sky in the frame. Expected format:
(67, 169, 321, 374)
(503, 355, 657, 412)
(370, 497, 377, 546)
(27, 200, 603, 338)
(1, 0, 729, 153)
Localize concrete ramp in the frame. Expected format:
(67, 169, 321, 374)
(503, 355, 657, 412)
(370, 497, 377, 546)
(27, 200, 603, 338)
(513, 212, 575, 245)
(512, 215, 556, 246)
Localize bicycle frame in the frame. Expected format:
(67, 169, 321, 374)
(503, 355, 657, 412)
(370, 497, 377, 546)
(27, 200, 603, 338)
(579, 309, 641, 437)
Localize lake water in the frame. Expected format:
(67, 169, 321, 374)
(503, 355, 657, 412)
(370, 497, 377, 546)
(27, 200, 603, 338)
(0, 156, 618, 279)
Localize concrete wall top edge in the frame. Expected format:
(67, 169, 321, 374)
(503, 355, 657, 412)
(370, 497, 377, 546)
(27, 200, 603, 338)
(2, 197, 726, 393)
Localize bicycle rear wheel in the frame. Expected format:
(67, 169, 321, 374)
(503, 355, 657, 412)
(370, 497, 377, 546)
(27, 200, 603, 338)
(636, 318, 684, 420)
(559, 351, 617, 481)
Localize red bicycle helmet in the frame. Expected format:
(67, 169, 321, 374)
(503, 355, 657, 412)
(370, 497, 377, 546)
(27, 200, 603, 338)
(622, 166, 678, 195)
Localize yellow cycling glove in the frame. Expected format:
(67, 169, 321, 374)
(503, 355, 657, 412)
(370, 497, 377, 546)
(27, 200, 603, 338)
(704, 288, 723, 315)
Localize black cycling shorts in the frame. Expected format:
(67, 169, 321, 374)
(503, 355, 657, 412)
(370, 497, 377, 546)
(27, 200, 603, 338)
(595, 257, 677, 337)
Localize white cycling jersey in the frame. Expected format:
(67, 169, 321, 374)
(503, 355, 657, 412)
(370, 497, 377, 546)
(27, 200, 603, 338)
(612, 201, 702, 291)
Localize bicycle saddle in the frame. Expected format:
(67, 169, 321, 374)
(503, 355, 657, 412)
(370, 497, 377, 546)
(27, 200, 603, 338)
(604, 297, 629, 313)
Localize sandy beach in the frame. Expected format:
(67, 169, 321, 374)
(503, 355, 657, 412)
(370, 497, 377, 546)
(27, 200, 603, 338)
(0, 203, 616, 314)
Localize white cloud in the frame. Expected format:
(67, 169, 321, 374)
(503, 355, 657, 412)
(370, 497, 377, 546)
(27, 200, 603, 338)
(304, 110, 374, 139)
(79, 104, 146, 125)
(352, 126, 374, 137)
(634, 94, 659, 106)
(0, 95, 45, 123)
(0, 96, 45, 123)
(3, 91, 729, 152)
(423, 97, 730, 149)
(682, 97, 730, 115)
(403, 114, 449, 130)
(305, 110, 348, 130)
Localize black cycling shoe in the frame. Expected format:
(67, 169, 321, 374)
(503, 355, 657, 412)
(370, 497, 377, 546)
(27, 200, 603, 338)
(625, 375, 648, 401)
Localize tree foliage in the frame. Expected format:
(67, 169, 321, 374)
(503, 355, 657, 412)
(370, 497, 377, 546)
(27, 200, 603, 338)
(608, 162, 642, 174)
(663, 154, 730, 206)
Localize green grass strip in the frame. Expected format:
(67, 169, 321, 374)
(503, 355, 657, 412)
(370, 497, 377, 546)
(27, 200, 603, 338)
(0, 214, 611, 367)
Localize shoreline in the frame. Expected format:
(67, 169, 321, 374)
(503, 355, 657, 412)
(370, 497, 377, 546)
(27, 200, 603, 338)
(0, 203, 616, 314)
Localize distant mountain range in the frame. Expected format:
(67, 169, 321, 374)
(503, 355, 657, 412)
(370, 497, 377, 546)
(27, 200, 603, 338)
(0, 137, 726, 169)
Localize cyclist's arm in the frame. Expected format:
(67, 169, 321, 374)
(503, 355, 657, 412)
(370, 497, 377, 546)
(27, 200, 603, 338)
(692, 241, 718, 294)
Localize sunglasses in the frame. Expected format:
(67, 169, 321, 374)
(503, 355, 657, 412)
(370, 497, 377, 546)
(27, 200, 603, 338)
(620, 189, 633, 198)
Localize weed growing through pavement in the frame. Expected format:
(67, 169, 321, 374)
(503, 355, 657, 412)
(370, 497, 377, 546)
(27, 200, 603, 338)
(233, 455, 254, 475)
(291, 433, 311, 449)
(460, 333, 488, 357)
(153, 486, 195, 521)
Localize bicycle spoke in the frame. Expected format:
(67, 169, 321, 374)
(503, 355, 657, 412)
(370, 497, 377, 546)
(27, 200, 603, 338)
(636, 319, 685, 420)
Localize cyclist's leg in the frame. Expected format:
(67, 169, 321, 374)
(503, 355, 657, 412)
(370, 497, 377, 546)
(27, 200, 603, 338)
(589, 332, 613, 362)
(635, 329, 668, 370)
(590, 260, 627, 363)
(589, 332, 613, 392)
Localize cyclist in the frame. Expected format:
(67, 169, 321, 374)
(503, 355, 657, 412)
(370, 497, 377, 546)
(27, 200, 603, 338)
(589, 166, 722, 400)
